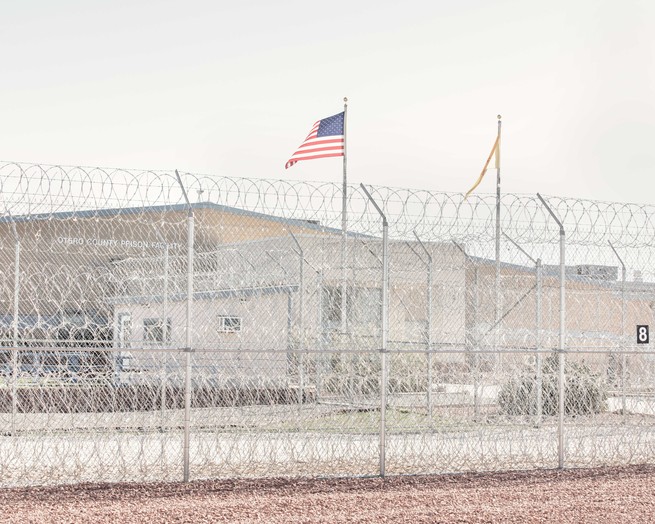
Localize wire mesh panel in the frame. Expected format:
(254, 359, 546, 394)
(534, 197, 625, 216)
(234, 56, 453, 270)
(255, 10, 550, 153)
(1, 161, 655, 486)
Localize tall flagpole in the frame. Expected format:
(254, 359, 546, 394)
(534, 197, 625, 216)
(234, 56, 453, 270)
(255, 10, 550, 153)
(340, 97, 348, 334)
(494, 115, 502, 365)
(342, 97, 348, 235)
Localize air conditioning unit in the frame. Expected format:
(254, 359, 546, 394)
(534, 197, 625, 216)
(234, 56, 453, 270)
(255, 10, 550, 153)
(571, 265, 618, 281)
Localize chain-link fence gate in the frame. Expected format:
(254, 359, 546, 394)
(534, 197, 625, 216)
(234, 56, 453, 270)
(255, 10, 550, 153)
(0, 161, 654, 486)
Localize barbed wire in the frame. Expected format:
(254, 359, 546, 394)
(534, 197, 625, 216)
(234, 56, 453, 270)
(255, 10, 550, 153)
(1, 160, 655, 486)
(2, 161, 655, 248)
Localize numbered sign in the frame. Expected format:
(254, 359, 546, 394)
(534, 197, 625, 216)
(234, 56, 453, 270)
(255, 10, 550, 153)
(637, 325, 649, 345)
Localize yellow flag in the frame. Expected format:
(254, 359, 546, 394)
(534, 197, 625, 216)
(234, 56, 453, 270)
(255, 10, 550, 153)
(464, 135, 500, 199)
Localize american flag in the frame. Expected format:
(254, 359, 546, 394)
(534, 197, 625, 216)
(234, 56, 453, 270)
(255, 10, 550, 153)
(285, 112, 345, 169)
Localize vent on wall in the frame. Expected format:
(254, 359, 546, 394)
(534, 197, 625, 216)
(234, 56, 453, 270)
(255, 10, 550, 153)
(218, 315, 242, 333)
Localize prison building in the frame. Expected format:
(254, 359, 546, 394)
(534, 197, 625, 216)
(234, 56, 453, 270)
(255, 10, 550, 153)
(0, 203, 337, 378)
(1, 201, 649, 385)
(463, 256, 655, 379)
(109, 233, 467, 383)
(0, 203, 467, 383)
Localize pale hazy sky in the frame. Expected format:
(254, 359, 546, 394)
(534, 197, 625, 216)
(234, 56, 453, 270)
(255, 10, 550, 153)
(2, 0, 655, 204)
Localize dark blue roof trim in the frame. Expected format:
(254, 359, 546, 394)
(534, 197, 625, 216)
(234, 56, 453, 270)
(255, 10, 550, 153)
(0, 201, 363, 238)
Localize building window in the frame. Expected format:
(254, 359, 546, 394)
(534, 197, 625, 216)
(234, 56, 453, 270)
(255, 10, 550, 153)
(63, 311, 86, 327)
(143, 318, 172, 343)
(117, 312, 132, 349)
(352, 287, 382, 324)
(322, 286, 346, 325)
(218, 315, 242, 333)
(321, 286, 382, 328)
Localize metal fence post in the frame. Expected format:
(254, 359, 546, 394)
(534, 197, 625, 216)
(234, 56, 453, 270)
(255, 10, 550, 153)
(176, 170, 194, 483)
(317, 269, 324, 402)
(155, 231, 170, 427)
(472, 266, 480, 420)
(9, 215, 20, 436)
(537, 193, 566, 469)
(289, 231, 305, 408)
(360, 184, 388, 478)
(412, 232, 433, 423)
(536, 258, 543, 424)
(609, 241, 627, 417)
(163, 242, 169, 421)
(184, 213, 194, 481)
(452, 241, 480, 420)
(558, 225, 565, 468)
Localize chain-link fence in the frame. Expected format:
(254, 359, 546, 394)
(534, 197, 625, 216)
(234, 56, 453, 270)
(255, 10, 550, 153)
(1, 161, 654, 486)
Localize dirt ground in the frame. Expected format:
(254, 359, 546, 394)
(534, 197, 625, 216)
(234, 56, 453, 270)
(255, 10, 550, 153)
(0, 465, 653, 523)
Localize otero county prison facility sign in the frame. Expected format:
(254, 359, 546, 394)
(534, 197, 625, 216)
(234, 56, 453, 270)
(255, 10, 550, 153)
(57, 236, 179, 250)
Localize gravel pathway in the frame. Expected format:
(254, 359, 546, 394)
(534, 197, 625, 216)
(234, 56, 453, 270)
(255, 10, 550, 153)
(1, 465, 653, 523)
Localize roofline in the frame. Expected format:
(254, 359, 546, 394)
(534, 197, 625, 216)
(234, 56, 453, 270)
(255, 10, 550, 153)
(0, 201, 355, 237)
(465, 255, 655, 288)
(106, 284, 299, 306)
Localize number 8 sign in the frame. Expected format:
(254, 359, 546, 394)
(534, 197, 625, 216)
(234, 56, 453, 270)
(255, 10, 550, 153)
(637, 325, 649, 344)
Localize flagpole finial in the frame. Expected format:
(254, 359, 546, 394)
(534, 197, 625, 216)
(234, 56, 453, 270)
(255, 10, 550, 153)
(497, 114, 502, 121)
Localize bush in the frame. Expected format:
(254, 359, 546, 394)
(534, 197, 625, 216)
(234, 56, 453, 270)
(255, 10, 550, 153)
(498, 354, 606, 416)
(321, 352, 430, 395)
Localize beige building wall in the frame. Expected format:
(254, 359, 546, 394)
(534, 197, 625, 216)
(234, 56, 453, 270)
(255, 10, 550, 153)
(0, 203, 331, 341)
(114, 291, 290, 382)
(465, 262, 654, 373)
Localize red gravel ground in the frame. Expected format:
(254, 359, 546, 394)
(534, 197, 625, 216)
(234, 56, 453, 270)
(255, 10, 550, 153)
(1, 465, 654, 523)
